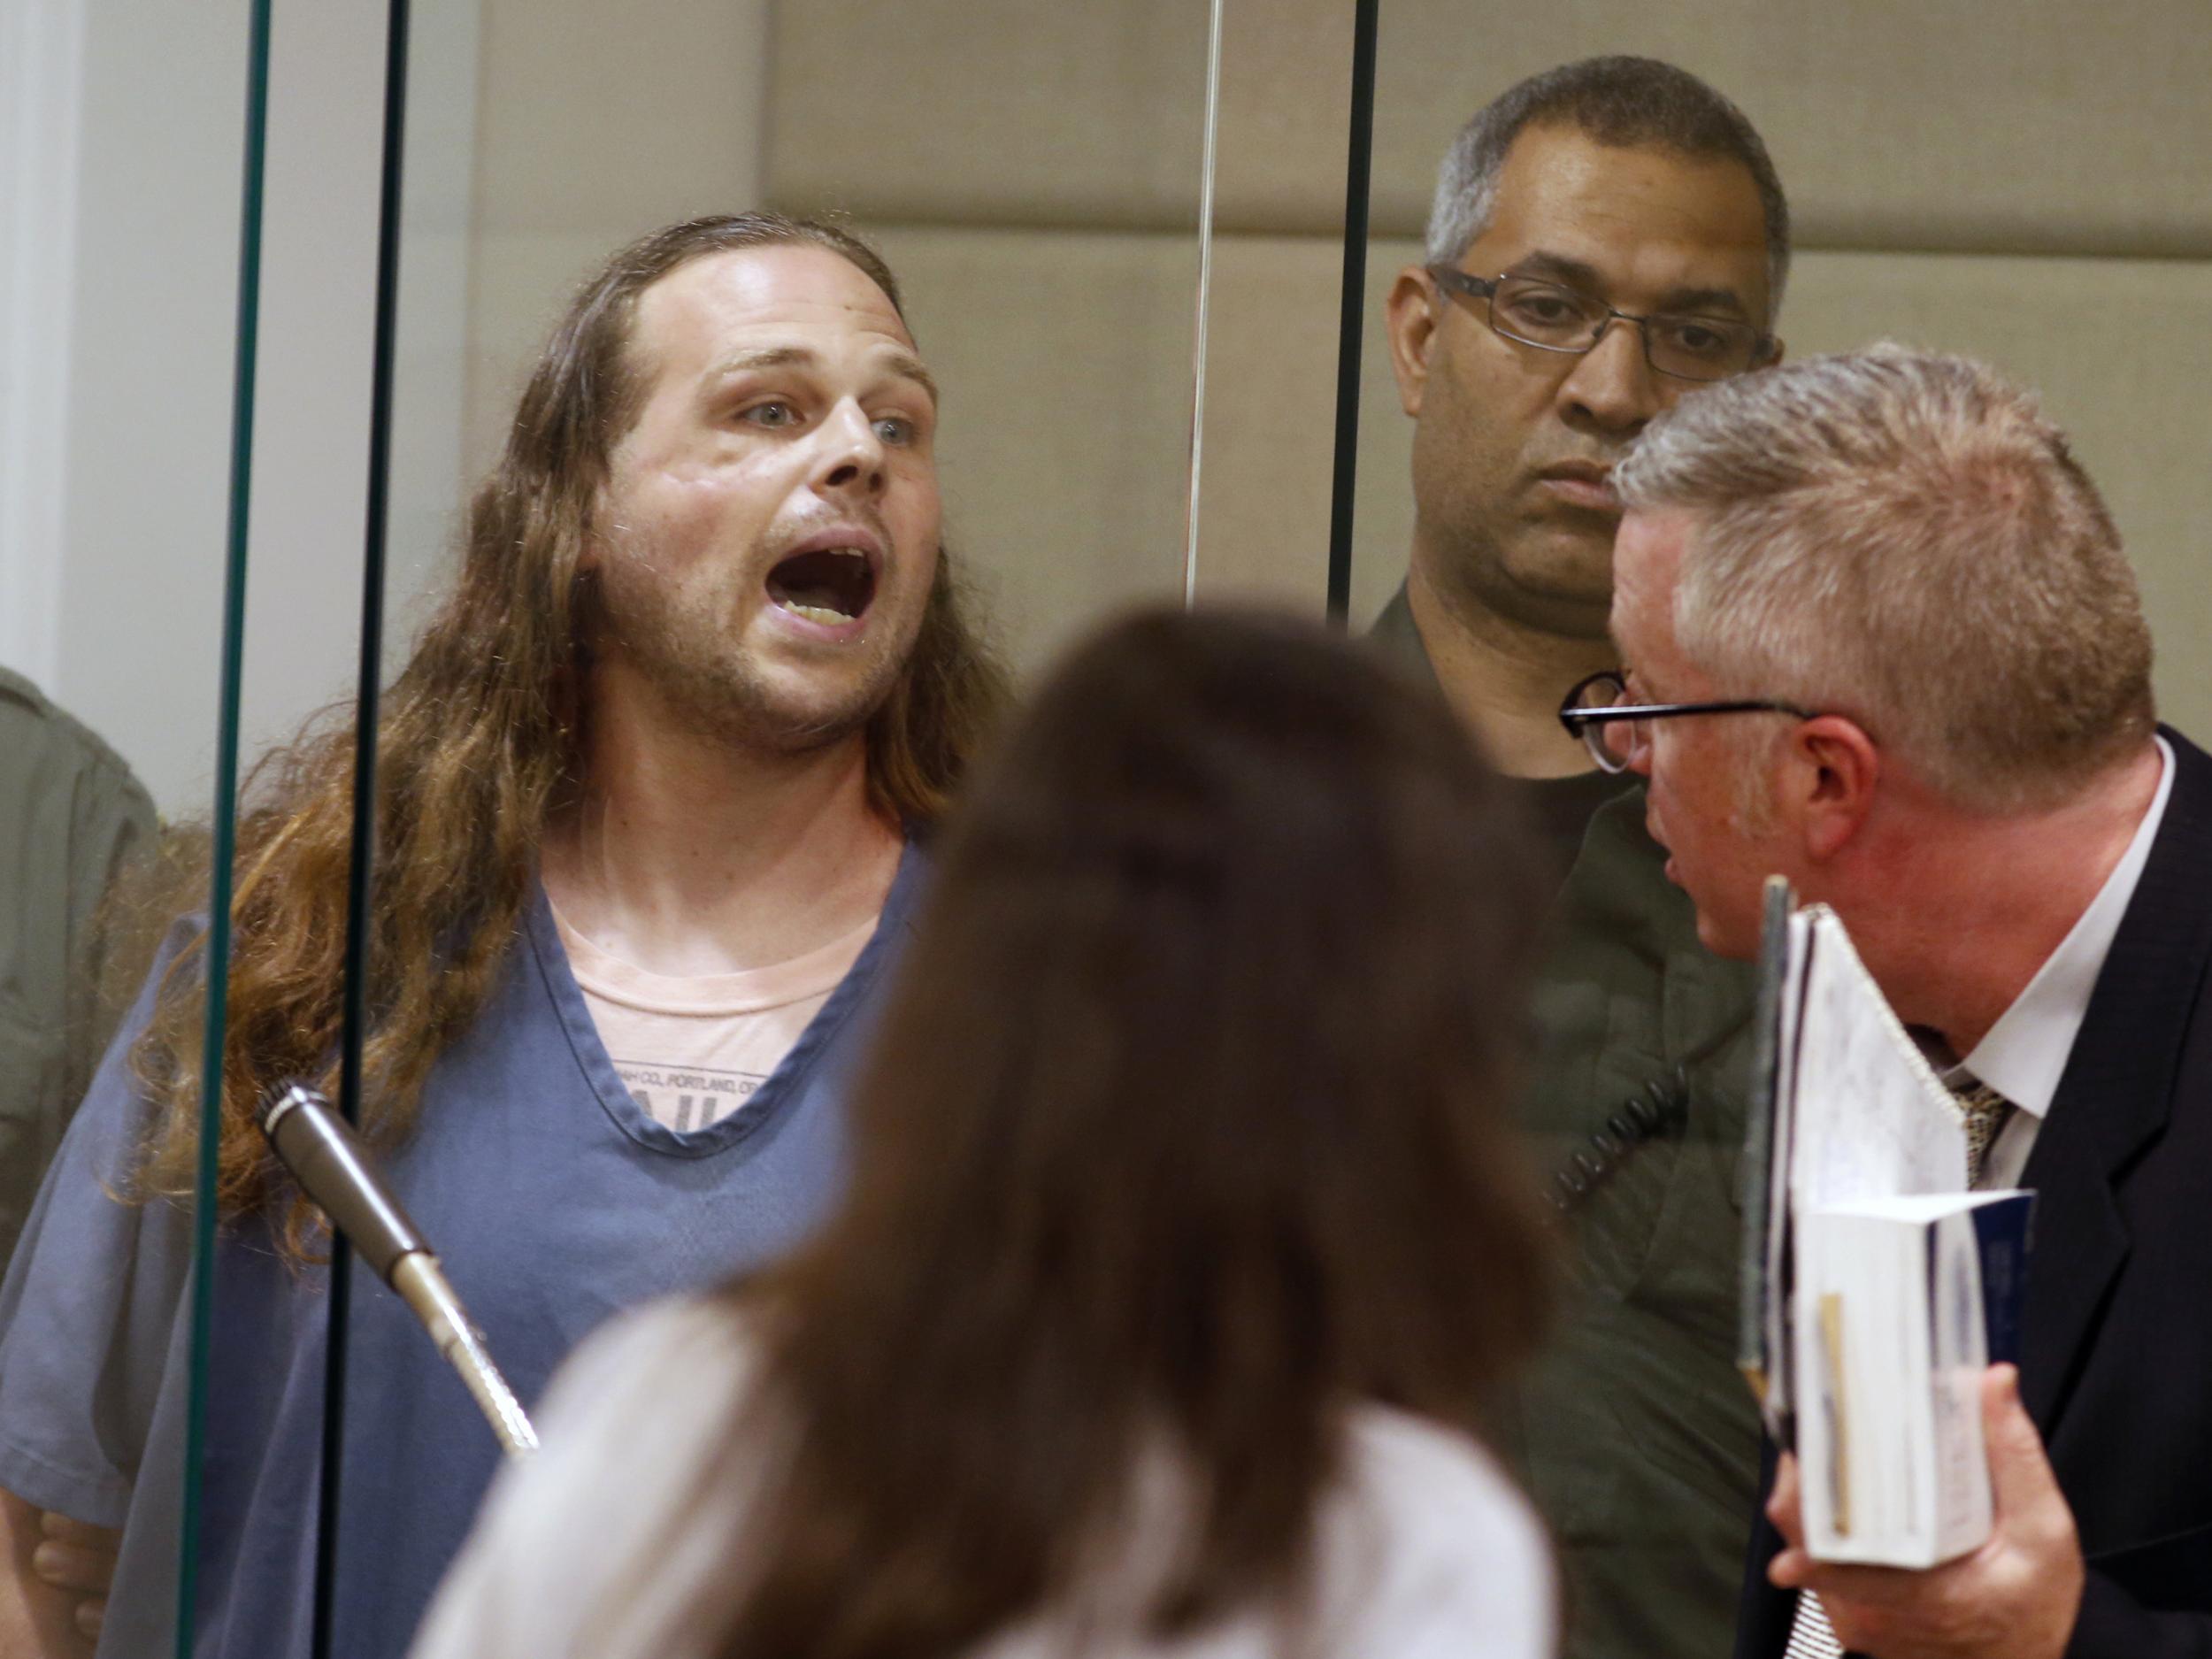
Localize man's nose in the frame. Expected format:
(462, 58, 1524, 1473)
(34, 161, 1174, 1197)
(1555, 319, 1663, 437)
(813, 402, 887, 495)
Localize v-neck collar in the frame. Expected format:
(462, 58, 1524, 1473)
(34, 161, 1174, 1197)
(524, 838, 926, 1159)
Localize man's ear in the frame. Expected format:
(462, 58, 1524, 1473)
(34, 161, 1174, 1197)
(1384, 265, 1439, 419)
(1791, 716, 1878, 862)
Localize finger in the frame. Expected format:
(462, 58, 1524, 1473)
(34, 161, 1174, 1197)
(76, 1596, 105, 1640)
(1981, 1363, 2063, 1517)
(1770, 1545, 1813, 1588)
(1785, 1556, 1952, 1615)
(32, 1541, 119, 1594)
(1768, 1453, 1806, 1548)
(37, 1512, 119, 1553)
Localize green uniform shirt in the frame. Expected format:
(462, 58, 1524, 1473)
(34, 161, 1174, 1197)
(0, 667, 157, 1273)
(1372, 585, 1762, 1659)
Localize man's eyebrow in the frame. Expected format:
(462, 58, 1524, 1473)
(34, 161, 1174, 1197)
(708, 345, 816, 379)
(705, 344, 938, 404)
(1506, 251, 1754, 321)
(1653, 285, 1752, 321)
(882, 350, 939, 406)
(1507, 250, 1608, 292)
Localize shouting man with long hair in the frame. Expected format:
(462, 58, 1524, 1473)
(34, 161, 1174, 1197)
(0, 213, 1003, 1659)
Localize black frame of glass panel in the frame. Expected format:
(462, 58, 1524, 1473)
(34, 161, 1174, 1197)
(177, 0, 274, 1648)
(308, 0, 413, 1653)
(1325, 0, 1381, 625)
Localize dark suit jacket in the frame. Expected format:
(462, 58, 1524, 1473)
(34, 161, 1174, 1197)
(1737, 726, 2212, 1659)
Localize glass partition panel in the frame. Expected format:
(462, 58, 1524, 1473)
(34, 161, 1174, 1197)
(1186, 4, 1366, 615)
(56, 3, 2210, 1653)
(761, 1, 1224, 672)
(0, 0, 273, 1654)
(1343, 41, 1776, 1659)
(273, 0, 1237, 1652)
(1343, 14, 2212, 1659)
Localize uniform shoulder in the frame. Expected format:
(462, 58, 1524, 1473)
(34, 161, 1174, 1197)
(0, 666, 150, 801)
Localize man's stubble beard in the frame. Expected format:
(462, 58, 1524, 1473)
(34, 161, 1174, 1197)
(593, 554, 916, 756)
(1417, 503, 1617, 647)
(1408, 410, 1616, 645)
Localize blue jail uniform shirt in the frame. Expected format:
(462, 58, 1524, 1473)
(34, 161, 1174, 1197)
(0, 844, 926, 1657)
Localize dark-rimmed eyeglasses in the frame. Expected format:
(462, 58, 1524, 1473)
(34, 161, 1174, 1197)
(1428, 265, 1774, 383)
(1557, 670, 1816, 774)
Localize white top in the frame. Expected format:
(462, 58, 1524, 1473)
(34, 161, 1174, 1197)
(1959, 735, 2174, 1189)
(411, 1299, 1557, 1659)
(553, 901, 877, 1132)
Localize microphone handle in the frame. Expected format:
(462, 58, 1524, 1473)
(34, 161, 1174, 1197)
(390, 1254, 540, 1455)
(261, 1085, 538, 1455)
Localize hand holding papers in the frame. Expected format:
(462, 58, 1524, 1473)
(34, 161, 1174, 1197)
(1741, 880, 2034, 1568)
(1764, 1366, 2086, 1659)
(1796, 1191, 2033, 1566)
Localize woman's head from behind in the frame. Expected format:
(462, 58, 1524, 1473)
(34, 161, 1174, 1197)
(735, 606, 1551, 1655)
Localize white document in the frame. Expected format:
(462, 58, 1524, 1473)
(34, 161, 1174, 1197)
(1749, 904, 2031, 1567)
(1759, 907, 1966, 1421)
(1794, 1193, 2032, 1566)
(1786, 906, 1967, 1209)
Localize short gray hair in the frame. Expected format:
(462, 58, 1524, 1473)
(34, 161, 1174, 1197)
(1610, 346, 2156, 811)
(1427, 57, 1791, 326)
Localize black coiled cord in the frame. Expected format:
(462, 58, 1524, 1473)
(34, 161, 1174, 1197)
(1548, 1065, 1692, 1218)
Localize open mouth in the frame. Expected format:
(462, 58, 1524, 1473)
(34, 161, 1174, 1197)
(765, 547, 876, 626)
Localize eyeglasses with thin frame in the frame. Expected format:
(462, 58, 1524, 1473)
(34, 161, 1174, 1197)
(1428, 265, 1775, 383)
(1558, 669, 1817, 774)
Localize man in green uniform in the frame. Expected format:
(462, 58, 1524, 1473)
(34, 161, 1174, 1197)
(0, 668, 156, 1276)
(1373, 58, 1786, 1659)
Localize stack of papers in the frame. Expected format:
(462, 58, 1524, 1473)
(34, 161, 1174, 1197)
(1740, 887, 2035, 1568)
(1796, 1191, 2033, 1565)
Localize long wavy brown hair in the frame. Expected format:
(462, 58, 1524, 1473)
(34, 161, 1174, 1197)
(688, 607, 1553, 1658)
(134, 214, 1004, 1251)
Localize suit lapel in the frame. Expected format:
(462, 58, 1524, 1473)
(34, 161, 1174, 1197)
(2018, 729, 2212, 1434)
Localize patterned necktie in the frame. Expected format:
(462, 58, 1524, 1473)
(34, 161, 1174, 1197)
(1784, 1077, 2016, 1656)
(1952, 1079, 2014, 1187)
(1784, 1591, 1845, 1659)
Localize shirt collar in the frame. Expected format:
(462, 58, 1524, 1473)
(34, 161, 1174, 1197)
(1369, 580, 1440, 690)
(1957, 735, 2174, 1119)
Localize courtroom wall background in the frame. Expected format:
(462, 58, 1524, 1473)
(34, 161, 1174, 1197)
(748, 1, 2212, 727)
(17, 1, 2204, 818)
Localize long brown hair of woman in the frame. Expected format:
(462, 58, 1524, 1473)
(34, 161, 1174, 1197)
(693, 605, 1555, 1659)
(124, 212, 1004, 1255)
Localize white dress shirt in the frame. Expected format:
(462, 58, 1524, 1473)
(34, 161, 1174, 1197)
(1955, 737, 2174, 1189)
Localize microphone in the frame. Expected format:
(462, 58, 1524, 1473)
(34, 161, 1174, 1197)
(260, 1083, 538, 1455)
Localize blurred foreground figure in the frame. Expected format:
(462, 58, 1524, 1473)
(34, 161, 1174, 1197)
(416, 608, 1560, 1659)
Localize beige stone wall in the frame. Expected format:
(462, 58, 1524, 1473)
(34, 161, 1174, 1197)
(461, 0, 772, 483)
(763, 2, 2212, 734)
